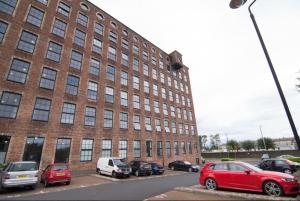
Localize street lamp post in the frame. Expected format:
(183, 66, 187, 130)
(229, 0, 300, 150)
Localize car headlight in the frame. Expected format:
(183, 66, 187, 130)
(282, 178, 295, 182)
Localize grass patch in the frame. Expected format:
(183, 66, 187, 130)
(220, 158, 235, 161)
(288, 157, 300, 163)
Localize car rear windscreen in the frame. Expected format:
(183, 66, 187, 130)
(9, 163, 37, 172)
(53, 165, 68, 171)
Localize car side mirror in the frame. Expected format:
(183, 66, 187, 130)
(245, 170, 251, 174)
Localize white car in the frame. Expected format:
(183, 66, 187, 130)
(96, 157, 131, 178)
(277, 155, 295, 160)
(0, 161, 39, 190)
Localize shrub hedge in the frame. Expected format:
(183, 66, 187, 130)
(221, 158, 235, 161)
(288, 157, 300, 163)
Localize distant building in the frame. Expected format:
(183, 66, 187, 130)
(273, 137, 297, 150)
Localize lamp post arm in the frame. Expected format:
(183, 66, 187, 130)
(248, 0, 257, 15)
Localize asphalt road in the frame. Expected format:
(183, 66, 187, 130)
(12, 173, 199, 200)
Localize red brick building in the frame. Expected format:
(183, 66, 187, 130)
(0, 0, 200, 170)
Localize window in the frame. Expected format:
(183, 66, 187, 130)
(133, 115, 140, 130)
(153, 84, 158, 96)
(96, 12, 104, 20)
(94, 23, 103, 35)
(92, 38, 102, 53)
(164, 120, 170, 133)
(161, 88, 166, 99)
(121, 53, 128, 66)
(120, 71, 128, 86)
(77, 13, 88, 27)
(187, 98, 191, 107)
(131, 44, 138, 54)
(145, 117, 152, 131)
(191, 126, 195, 135)
(27, 6, 44, 27)
(61, 103, 75, 124)
(122, 38, 128, 49)
(70, 50, 83, 70)
(186, 85, 189, 94)
(85, 106, 96, 126)
(119, 112, 128, 129)
(169, 91, 174, 102)
(133, 58, 139, 72)
(106, 65, 115, 81)
(52, 18, 67, 38)
(134, 140, 141, 158)
(109, 31, 117, 43)
(146, 141, 152, 157)
(151, 56, 157, 65)
(160, 73, 165, 84)
(0, 0, 17, 15)
(162, 104, 168, 116)
(144, 98, 150, 112)
(175, 94, 180, 104)
(133, 76, 139, 90)
(80, 2, 89, 11)
(37, 0, 48, 5)
(0, 21, 8, 43)
(46, 41, 62, 62)
(152, 69, 157, 80)
(74, 29, 86, 47)
(7, 58, 30, 84)
(39, 67, 57, 90)
(65, 75, 79, 95)
(102, 140, 112, 157)
(188, 142, 192, 154)
(181, 142, 186, 154)
(166, 141, 171, 157)
(0, 92, 21, 118)
(143, 63, 149, 76)
(172, 121, 177, 133)
(157, 141, 162, 157)
(0, 136, 10, 163)
(87, 81, 98, 100)
(177, 108, 181, 119)
(80, 139, 93, 161)
(183, 110, 187, 120)
(159, 60, 164, 69)
(155, 118, 161, 132)
(144, 81, 150, 94)
(120, 91, 128, 107)
(189, 111, 193, 121)
(89, 59, 100, 76)
(174, 141, 179, 155)
(103, 110, 113, 128)
(23, 137, 44, 165)
(174, 80, 178, 90)
(57, 1, 70, 17)
(54, 138, 71, 163)
(182, 96, 186, 106)
(154, 101, 159, 113)
(179, 123, 183, 134)
(170, 106, 175, 117)
(167, 76, 172, 87)
(133, 95, 140, 109)
(108, 46, 116, 61)
(213, 164, 229, 171)
(105, 87, 114, 103)
(142, 51, 148, 61)
(17, 31, 37, 53)
(32, 98, 51, 121)
(119, 140, 127, 158)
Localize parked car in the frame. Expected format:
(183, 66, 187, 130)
(0, 161, 38, 190)
(258, 159, 300, 174)
(261, 153, 270, 160)
(199, 161, 299, 197)
(40, 163, 71, 187)
(129, 160, 152, 176)
(168, 160, 199, 172)
(277, 155, 296, 160)
(150, 163, 164, 175)
(97, 157, 131, 178)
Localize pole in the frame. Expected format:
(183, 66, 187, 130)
(248, 1, 300, 150)
(226, 133, 229, 158)
(259, 125, 267, 150)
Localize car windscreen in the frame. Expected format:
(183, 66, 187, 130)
(113, 159, 127, 166)
(184, 161, 191, 165)
(9, 163, 37, 172)
(53, 165, 68, 171)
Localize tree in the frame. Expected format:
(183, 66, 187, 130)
(257, 137, 275, 150)
(209, 134, 221, 150)
(199, 135, 207, 151)
(226, 140, 240, 152)
(241, 140, 255, 151)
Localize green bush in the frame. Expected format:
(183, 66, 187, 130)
(0, 163, 6, 169)
(288, 157, 300, 163)
(221, 158, 235, 161)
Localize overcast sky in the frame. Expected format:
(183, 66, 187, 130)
(91, 0, 300, 143)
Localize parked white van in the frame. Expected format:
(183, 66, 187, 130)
(96, 157, 131, 178)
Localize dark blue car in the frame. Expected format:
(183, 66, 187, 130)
(150, 163, 164, 175)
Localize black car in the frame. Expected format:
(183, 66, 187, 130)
(258, 159, 300, 174)
(168, 160, 199, 172)
(150, 163, 164, 175)
(129, 160, 152, 176)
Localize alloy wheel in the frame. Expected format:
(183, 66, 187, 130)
(171, 166, 175, 171)
(264, 181, 282, 197)
(205, 178, 217, 190)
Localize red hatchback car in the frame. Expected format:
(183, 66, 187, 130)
(41, 164, 71, 187)
(199, 161, 300, 197)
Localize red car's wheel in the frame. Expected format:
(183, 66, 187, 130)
(205, 178, 217, 190)
(263, 181, 283, 197)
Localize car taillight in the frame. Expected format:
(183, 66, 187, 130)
(49, 172, 54, 179)
(4, 174, 10, 180)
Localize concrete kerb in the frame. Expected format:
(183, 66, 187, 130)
(174, 185, 299, 201)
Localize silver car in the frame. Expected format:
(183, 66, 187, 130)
(0, 161, 38, 190)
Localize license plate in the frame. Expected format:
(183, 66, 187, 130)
(124, 172, 129, 174)
(17, 175, 28, 178)
(56, 173, 65, 176)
